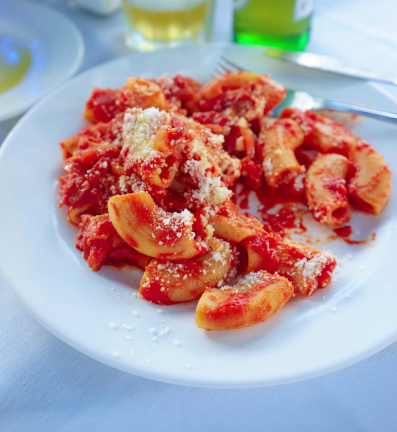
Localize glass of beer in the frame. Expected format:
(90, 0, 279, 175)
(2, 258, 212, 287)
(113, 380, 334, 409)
(122, 0, 215, 51)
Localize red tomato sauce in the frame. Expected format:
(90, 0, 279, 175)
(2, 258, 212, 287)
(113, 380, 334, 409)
(234, 180, 307, 238)
(332, 225, 376, 245)
(140, 276, 175, 305)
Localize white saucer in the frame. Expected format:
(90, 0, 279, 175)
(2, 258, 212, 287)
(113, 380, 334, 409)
(0, 0, 84, 122)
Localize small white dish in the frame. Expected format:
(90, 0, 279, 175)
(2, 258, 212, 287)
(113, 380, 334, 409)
(0, 0, 84, 122)
(0, 43, 396, 387)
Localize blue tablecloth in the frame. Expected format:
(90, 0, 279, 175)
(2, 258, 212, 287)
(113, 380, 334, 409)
(1, 0, 397, 430)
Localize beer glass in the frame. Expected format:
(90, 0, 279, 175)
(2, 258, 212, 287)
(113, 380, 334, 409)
(122, 0, 215, 51)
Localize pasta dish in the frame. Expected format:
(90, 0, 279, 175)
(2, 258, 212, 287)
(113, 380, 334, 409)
(59, 72, 391, 331)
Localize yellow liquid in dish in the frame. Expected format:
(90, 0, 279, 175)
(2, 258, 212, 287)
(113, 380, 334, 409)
(0, 37, 31, 94)
(122, 1, 209, 42)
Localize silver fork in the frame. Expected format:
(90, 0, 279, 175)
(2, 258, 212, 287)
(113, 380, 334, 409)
(216, 56, 397, 124)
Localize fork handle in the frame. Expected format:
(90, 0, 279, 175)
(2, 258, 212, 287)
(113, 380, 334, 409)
(321, 99, 397, 124)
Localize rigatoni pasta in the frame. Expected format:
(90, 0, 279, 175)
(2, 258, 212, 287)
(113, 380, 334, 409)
(305, 153, 353, 226)
(196, 271, 293, 330)
(108, 192, 206, 260)
(59, 71, 391, 333)
(140, 239, 237, 305)
(260, 118, 305, 190)
(348, 140, 391, 214)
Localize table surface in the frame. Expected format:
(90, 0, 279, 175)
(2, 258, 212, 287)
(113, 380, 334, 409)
(1, 0, 397, 430)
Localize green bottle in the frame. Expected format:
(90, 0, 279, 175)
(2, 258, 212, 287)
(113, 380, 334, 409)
(233, 0, 313, 51)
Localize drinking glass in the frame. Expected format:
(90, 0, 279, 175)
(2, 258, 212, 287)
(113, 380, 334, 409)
(122, 0, 215, 51)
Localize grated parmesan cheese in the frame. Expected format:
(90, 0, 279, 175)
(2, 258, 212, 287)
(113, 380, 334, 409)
(295, 252, 333, 285)
(123, 107, 170, 159)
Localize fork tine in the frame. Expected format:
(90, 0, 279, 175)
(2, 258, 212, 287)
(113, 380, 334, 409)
(218, 60, 233, 74)
(214, 56, 247, 77)
(217, 59, 235, 74)
(213, 65, 226, 77)
(220, 55, 246, 72)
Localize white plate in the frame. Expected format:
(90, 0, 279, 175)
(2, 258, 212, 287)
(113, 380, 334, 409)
(0, 0, 84, 122)
(1, 43, 397, 388)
